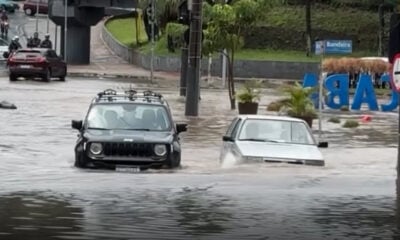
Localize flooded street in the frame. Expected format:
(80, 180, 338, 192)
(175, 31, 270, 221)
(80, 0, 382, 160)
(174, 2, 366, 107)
(0, 77, 399, 239)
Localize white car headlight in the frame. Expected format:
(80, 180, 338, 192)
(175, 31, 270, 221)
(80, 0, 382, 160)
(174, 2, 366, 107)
(154, 144, 167, 156)
(89, 143, 103, 155)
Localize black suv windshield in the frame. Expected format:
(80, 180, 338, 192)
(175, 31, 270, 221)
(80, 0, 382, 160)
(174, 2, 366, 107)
(86, 103, 171, 131)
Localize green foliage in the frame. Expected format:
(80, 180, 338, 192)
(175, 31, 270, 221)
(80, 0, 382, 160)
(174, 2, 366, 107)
(280, 82, 318, 119)
(328, 117, 341, 123)
(235, 80, 262, 103)
(343, 119, 359, 128)
(165, 22, 188, 50)
(267, 98, 290, 111)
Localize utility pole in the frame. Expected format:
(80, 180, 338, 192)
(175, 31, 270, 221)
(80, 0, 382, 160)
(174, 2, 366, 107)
(185, 0, 202, 116)
(150, 0, 155, 84)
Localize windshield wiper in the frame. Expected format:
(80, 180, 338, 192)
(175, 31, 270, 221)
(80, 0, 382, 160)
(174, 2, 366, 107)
(88, 127, 110, 130)
(240, 138, 279, 143)
(126, 128, 151, 131)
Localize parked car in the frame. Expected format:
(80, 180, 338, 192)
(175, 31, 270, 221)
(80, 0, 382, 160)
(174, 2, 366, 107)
(71, 89, 188, 171)
(220, 115, 327, 166)
(6, 48, 67, 81)
(0, 0, 19, 13)
(23, 0, 47, 16)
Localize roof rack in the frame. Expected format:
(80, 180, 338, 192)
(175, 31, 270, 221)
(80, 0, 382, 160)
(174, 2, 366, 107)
(95, 89, 164, 104)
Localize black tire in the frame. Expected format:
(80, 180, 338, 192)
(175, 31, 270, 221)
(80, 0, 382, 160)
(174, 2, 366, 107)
(167, 153, 181, 169)
(9, 74, 17, 81)
(74, 154, 88, 168)
(59, 67, 66, 81)
(43, 68, 51, 82)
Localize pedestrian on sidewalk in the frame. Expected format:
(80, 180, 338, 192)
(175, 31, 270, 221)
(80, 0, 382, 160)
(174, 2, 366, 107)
(39, 33, 52, 49)
(26, 36, 34, 48)
(30, 32, 41, 48)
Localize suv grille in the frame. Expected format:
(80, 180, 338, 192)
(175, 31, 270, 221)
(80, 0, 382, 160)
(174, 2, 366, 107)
(103, 142, 153, 157)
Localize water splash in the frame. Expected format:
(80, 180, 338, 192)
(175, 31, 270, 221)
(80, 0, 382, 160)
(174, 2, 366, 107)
(221, 152, 240, 169)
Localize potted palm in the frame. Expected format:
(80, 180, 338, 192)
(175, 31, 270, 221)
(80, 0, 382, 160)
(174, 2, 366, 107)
(280, 82, 318, 128)
(236, 80, 261, 114)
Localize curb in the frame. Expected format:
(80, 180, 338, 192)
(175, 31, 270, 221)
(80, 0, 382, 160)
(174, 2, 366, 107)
(66, 71, 165, 82)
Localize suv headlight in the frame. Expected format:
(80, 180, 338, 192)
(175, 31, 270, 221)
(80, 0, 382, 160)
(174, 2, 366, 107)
(89, 143, 103, 155)
(154, 144, 167, 156)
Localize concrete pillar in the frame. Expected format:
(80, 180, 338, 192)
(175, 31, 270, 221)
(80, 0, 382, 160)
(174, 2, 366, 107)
(60, 24, 90, 64)
(49, 0, 104, 64)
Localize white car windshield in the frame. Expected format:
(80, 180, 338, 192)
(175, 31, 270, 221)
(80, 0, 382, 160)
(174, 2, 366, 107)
(238, 119, 315, 145)
(86, 104, 171, 131)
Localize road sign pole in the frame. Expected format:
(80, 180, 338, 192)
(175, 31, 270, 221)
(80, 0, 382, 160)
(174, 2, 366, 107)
(318, 41, 324, 142)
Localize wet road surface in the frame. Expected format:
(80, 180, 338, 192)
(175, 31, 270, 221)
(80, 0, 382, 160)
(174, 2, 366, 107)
(0, 77, 399, 239)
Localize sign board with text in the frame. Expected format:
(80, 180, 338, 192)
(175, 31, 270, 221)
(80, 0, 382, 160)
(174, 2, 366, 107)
(314, 40, 352, 55)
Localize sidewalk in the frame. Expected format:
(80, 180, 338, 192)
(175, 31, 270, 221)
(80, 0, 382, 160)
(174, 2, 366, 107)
(22, 17, 295, 88)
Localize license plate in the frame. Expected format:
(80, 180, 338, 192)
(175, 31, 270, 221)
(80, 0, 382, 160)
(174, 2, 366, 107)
(115, 165, 140, 173)
(20, 65, 31, 69)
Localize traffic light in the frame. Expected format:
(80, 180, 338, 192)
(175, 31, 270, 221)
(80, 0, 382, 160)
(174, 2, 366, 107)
(388, 13, 400, 63)
(178, 0, 190, 25)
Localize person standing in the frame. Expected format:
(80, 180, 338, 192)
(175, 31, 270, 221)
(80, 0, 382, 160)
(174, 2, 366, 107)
(40, 33, 52, 49)
(31, 32, 41, 47)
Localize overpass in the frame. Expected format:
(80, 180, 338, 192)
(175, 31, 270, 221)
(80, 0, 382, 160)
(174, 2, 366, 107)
(48, 0, 138, 64)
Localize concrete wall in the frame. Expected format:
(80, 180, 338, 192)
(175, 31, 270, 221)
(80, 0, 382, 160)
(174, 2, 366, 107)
(102, 17, 320, 80)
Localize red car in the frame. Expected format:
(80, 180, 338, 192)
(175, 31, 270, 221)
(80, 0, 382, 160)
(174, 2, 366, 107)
(7, 48, 67, 82)
(23, 0, 48, 16)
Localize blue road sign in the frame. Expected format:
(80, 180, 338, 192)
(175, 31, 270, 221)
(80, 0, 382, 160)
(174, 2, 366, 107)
(314, 40, 352, 55)
(324, 40, 352, 54)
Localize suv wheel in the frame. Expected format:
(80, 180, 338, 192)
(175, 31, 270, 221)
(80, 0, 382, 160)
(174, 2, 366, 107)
(168, 153, 181, 169)
(24, 8, 34, 16)
(74, 154, 88, 168)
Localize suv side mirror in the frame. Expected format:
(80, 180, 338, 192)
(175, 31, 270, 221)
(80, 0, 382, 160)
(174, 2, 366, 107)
(3, 51, 9, 59)
(176, 123, 187, 134)
(222, 136, 234, 142)
(71, 120, 83, 130)
(318, 141, 328, 148)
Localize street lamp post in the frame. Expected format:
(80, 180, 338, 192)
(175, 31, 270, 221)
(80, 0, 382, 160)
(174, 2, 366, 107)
(64, 0, 67, 62)
(150, 0, 155, 84)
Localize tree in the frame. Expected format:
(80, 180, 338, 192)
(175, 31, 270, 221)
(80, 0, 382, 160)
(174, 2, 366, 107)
(204, 0, 260, 110)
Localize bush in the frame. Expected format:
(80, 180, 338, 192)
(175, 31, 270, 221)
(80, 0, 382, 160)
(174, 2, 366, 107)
(267, 99, 289, 112)
(343, 119, 359, 128)
(165, 22, 188, 52)
(340, 105, 350, 111)
(328, 117, 341, 123)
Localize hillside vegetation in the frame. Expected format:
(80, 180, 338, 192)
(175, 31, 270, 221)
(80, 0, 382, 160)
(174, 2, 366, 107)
(107, 2, 390, 61)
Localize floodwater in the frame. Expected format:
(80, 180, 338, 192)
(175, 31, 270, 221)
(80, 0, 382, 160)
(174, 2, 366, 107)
(0, 77, 399, 239)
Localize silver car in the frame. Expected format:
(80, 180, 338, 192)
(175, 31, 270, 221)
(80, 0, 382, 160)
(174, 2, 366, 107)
(220, 115, 327, 166)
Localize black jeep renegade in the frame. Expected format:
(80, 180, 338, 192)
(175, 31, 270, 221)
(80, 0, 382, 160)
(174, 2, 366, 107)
(71, 89, 187, 170)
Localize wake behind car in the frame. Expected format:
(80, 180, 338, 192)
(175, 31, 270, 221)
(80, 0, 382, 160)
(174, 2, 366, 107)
(6, 48, 67, 81)
(220, 115, 327, 166)
(71, 89, 188, 170)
